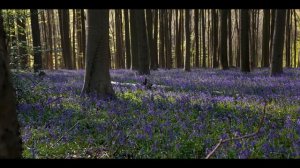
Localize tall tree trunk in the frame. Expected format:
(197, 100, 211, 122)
(194, 9, 199, 68)
(212, 9, 219, 68)
(240, 9, 250, 72)
(262, 9, 270, 68)
(41, 10, 48, 69)
(271, 10, 287, 76)
(81, 10, 114, 98)
(294, 10, 297, 68)
(30, 9, 42, 72)
(285, 10, 291, 68)
(152, 9, 159, 70)
(146, 9, 154, 69)
(72, 9, 77, 69)
(130, 10, 139, 70)
(220, 9, 229, 70)
(175, 10, 183, 68)
(201, 10, 206, 68)
(16, 10, 28, 69)
(115, 9, 124, 69)
(228, 10, 233, 67)
(46, 10, 54, 70)
(159, 10, 165, 68)
(124, 9, 131, 69)
(165, 10, 172, 69)
(235, 9, 240, 68)
(80, 9, 86, 68)
(270, 9, 276, 64)
(184, 9, 191, 72)
(58, 9, 73, 69)
(135, 9, 150, 75)
(0, 10, 22, 158)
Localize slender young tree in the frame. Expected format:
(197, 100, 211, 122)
(159, 10, 165, 68)
(152, 9, 159, 70)
(184, 9, 191, 72)
(81, 10, 115, 98)
(124, 9, 131, 69)
(271, 10, 287, 76)
(16, 10, 28, 69)
(0, 10, 22, 158)
(285, 10, 291, 68)
(240, 9, 250, 72)
(115, 9, 124, 69)
(201, 9, 206, 68)
(212, 9, 219, 68)
(228, 10, 233, 67)
(194, 9, 199, 68)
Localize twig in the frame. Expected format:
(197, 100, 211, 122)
(55, 120, 80, 144)
(205, 102, 267, 159)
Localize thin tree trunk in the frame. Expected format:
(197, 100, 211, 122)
(285, 10, 291, 68)
(124, 9, 131, 69)
(262, 9, 270, 68)
(30, 9, 42, 72)
(184, 9, 191, 71)
(240, 9, 250, 72)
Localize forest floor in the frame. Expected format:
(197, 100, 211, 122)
(13, 68, 300, 158)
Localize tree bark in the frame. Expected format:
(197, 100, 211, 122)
(184, 9, 191, 72)
(30, 9, 43, 72)
(220, 9, 229, 70)
(271, 10, 287, 76)
(262, 9, 270, 68)
(81, 10, 115, 98)
(240, 9, 250, 72)
(0, 10, 22, 158)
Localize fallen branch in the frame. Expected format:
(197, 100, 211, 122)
(55, 120, 80, 144)
(111, 81, 170, 89)
(205, 102, 267, 159)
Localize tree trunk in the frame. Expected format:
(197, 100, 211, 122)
(202, 10, 206, 68)
(146, 9, 155, 69)
(271, 10, 287, 76)
(81, 10, 115, 98)
(135, 10, 150, 75)
(194, 9, 199, 68)
(81, 9, 86, 68)
(228, 10, 233, 67)
(0, 10, 22, 158)
(262, 9, 270, 67)
(124, 9, 132, 69)
(115, 9, 124, 69)
(72, 9, 77, 69)
(58, 9, 73, 69)
(240, 9, 250, 72)
(130, 10, 139, 70)
(30, 9, 42, 72)
(16, 10, 28, 69)
(152, 9, 159, 70)
(46, 10, 54, 70)
(159, 10, 165, 68)
(294, 10, 297, 68)
(220, 9, 229, 70)
(184, 9, 191, 72)
(175, 10, 183, 68)
(285, 10, 291, 68)
(212, 9, 219, 68)
(165, 10, 172, 69)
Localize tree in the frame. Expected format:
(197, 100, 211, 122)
(58, 9, 73, 69)
(16, 10, 28, 69)
(194, 9, 199, 68)
(135, 9, 150, 75)
(115, 9, 124, 69)
(152, 9, 159, 70)
(262, 9, 270, 67)
(228, 10, 233, 67)
(212, 9, 219, 68)
(0, 10, 22, 158)
(124, 9, 131, 69)
(220, 9, 229, 70)
(201, 10, 206, 68)
(130, 10, 139, 70)
(271, 10, 287, 76)
(159, 10, 165, 68)
(240, 9, 250, 72)
(184, 9, 191, 72)
(30, 9, 43, 72)
(285, 10, 291, 68)
(81, 10, 114, 98)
